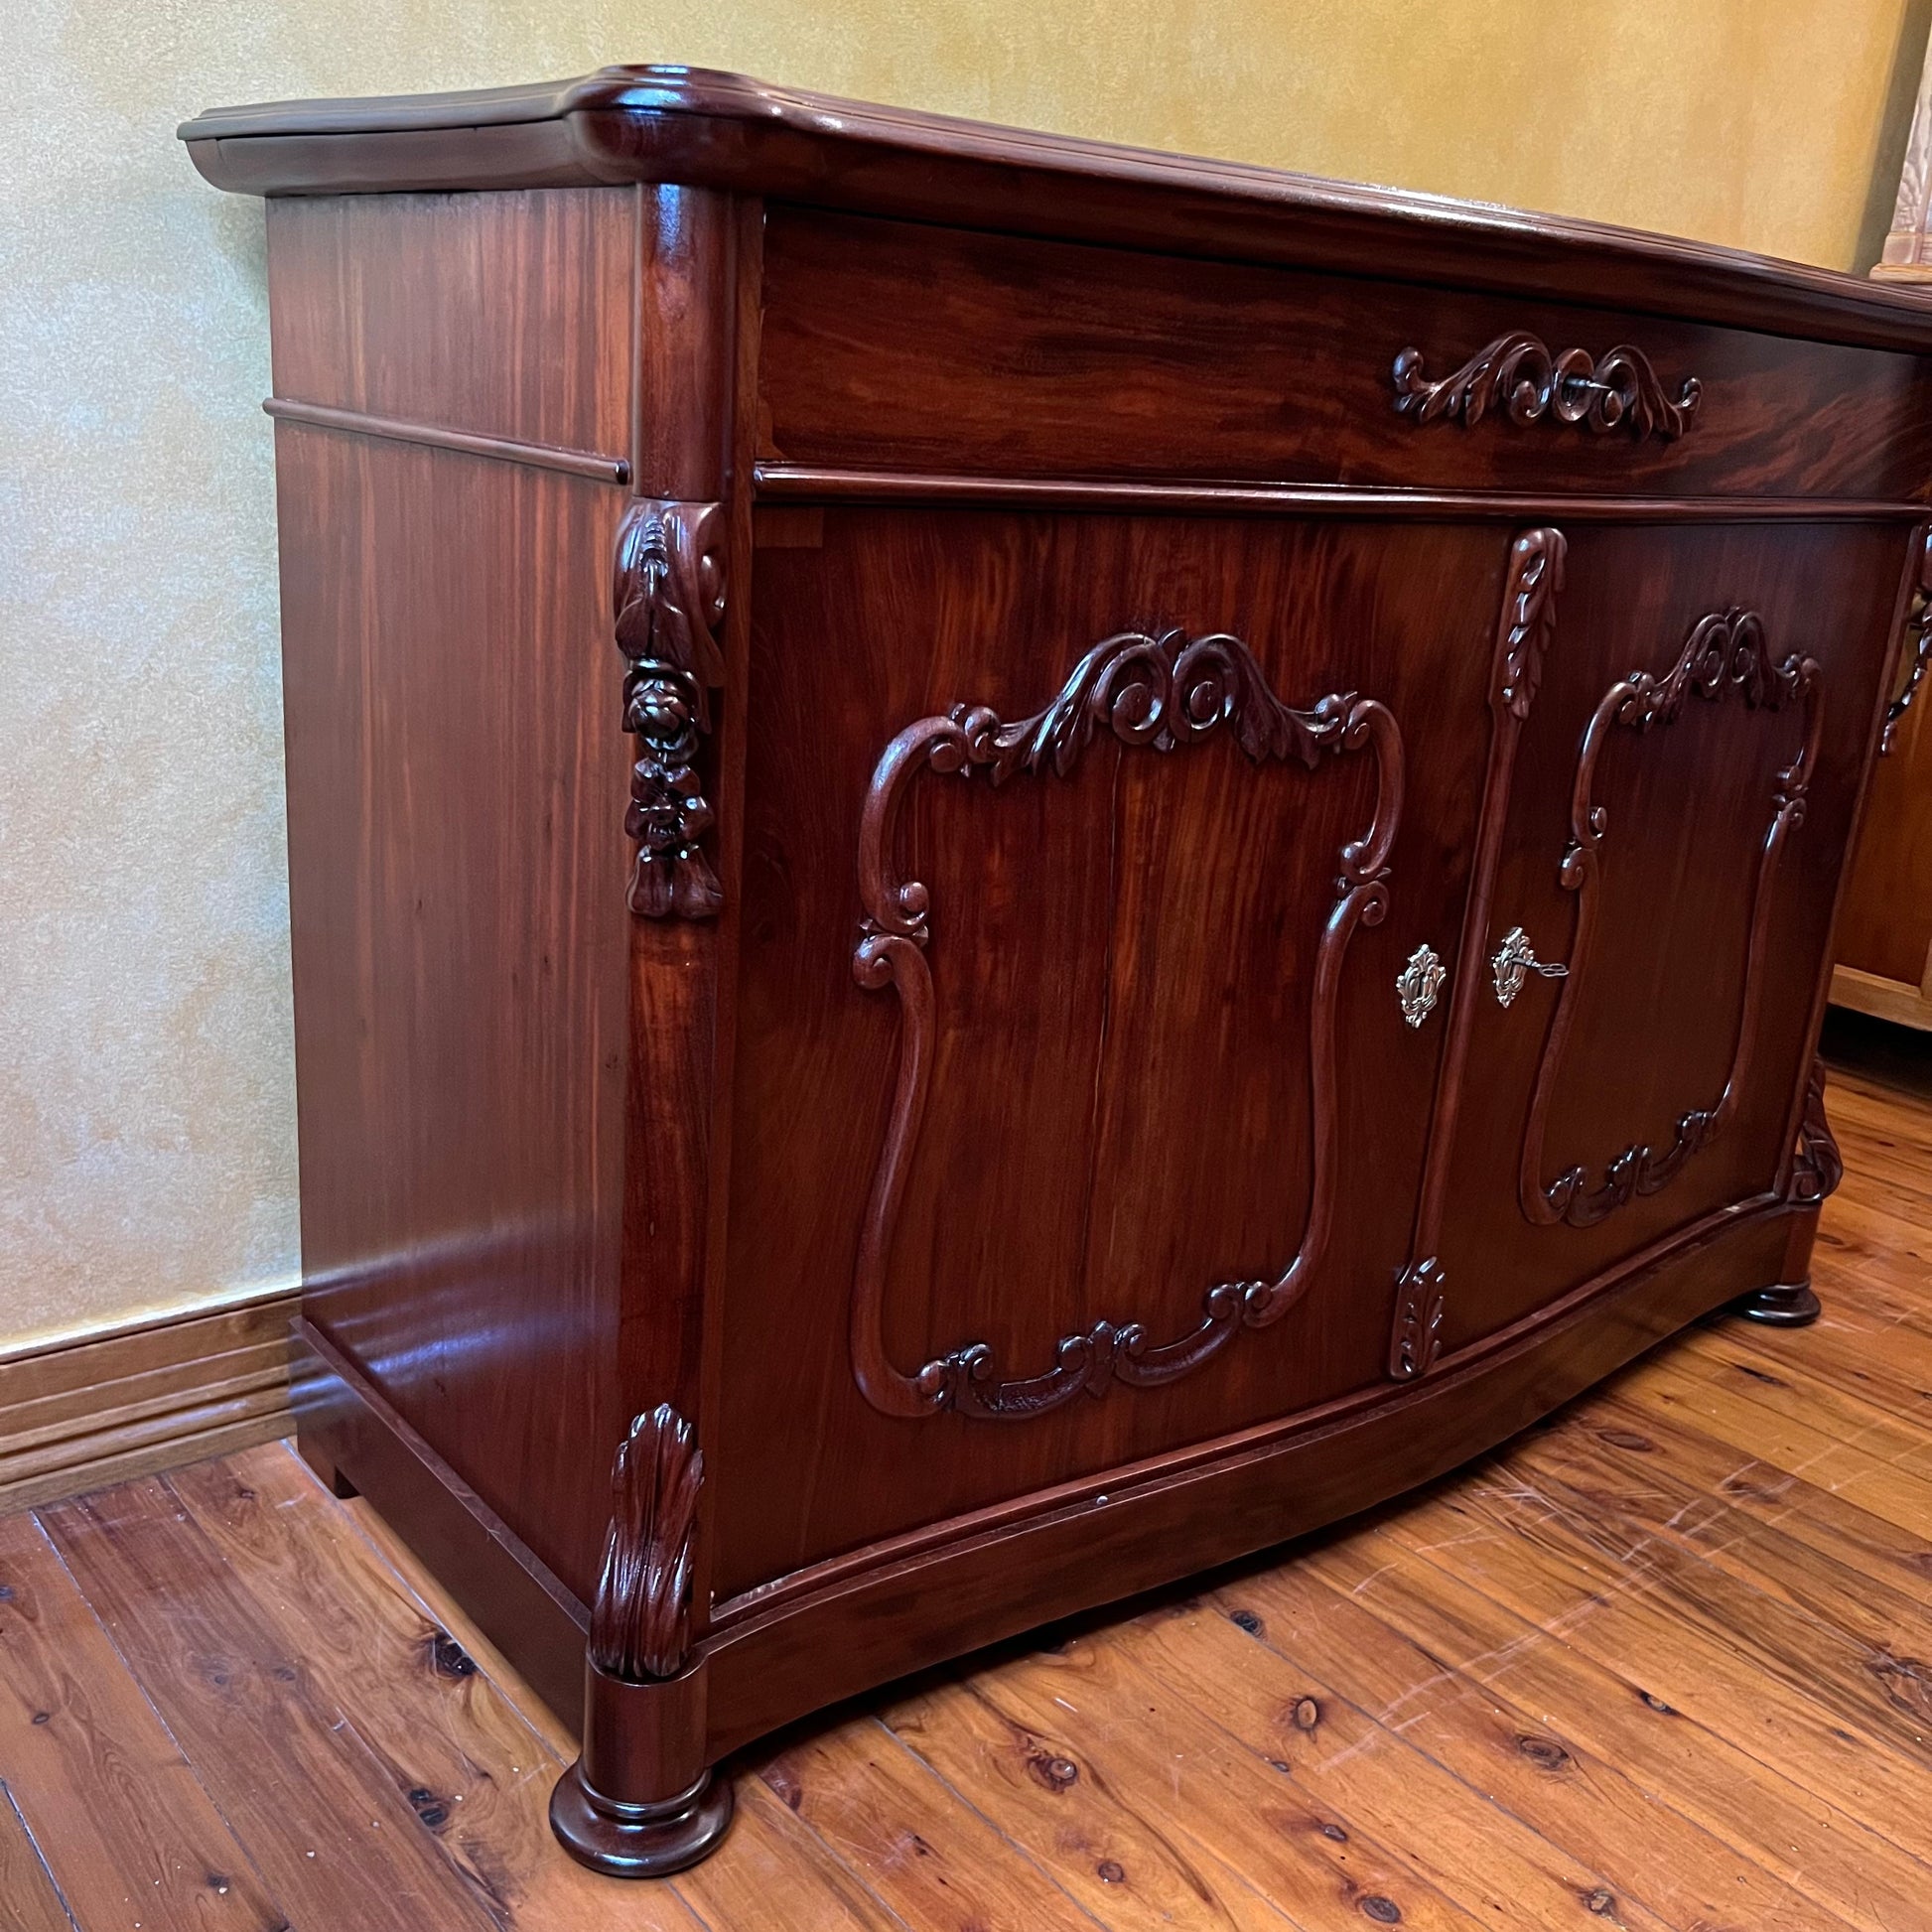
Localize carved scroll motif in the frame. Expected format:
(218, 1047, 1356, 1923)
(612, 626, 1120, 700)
(616, 500, 726, 919)
(850, 626, 1404, 1423)
(1393, 334, 1701, 441)
(588, 1405, 703, 1681)
(1520, 611, 1824, 1228)
(1786, 1056, 1844, 1205)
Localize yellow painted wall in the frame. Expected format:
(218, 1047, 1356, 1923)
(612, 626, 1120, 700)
(0, 1, 1921, 1352)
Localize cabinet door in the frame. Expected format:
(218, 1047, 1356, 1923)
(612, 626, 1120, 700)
(717, 508, 1510, 1593)
(1397, 520, 1911, 1373)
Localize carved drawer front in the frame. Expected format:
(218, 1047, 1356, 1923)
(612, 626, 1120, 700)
(714, 508, 1516, 1594)
(1400, 518, 1911, 1368)
(758, 208, 1932, 502)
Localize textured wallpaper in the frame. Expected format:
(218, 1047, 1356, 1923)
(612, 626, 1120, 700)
(0, 0, 1918, 1352)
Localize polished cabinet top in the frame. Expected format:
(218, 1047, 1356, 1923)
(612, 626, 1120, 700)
(181, 66, 1932, 351)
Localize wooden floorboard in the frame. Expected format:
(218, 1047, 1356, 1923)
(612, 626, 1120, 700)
(7, 1056, 1932, 1929)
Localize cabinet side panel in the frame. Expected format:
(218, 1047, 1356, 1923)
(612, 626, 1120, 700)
(276, 427, 632, 1606)
(265, 189, 634, 458)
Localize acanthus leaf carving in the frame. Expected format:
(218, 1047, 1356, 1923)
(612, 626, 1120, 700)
(851, 625, 1404, 1424)
(1785, 1055, 1844, 1205)
(1388, 1258, 1446, 1381)
(1393, 333, 1701, 441)
(1386, 524, 1565, 1385)
(1521, 610, 1824, 1228)
(615, 500, 726, 921)
(588, 1403, 703, 1682)
(1495, 526, 1566, 720)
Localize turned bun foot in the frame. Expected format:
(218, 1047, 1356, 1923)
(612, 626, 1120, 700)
(1732, 1280, 1821, 1326)
(549, 1760, 733, 1877)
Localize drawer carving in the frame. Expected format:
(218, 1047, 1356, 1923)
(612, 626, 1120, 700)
(616, 499, 727, 920)
(1519, 609, 1823, 1227)
(851, 627, 1403, 1422)
(1392, 333, 1701, 440)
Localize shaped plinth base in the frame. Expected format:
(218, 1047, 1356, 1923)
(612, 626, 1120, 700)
(1731, 1280, 1821, 1326)
(549, 1760, 733, 1877)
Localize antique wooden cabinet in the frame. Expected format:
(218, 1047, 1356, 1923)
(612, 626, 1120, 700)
(183, 69, 1930, 1877)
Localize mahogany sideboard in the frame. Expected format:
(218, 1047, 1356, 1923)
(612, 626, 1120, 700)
(183, 69, 1932, 1877)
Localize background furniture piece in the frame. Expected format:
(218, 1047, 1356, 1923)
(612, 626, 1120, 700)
(1832, 579, 1932, 1028)
(1835, 35, 1932, 1030)
(183, 68, 1931, 1878)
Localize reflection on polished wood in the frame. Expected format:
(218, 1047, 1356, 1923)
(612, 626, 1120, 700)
(5, 1050, 1931, 1929)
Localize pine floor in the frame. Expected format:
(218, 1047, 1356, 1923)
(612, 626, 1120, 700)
(6, 1038, 1932, 1931)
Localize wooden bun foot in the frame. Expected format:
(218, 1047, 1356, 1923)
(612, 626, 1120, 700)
(1731, 1280, 1821, 1326)
(549, 1761, 733, 1877)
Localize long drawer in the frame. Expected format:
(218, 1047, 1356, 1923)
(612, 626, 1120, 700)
(758, 206, 1932, 501)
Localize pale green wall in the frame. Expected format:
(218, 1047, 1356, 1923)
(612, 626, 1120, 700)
(0, 0, 1920, 1350)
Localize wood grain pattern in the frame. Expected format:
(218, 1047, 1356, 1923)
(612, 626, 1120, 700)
(167, 1446, 703, 1932)
(1306, 1532, 1932, 1932)
(1223, 1557, 1854, 1932)
(265, 189, 634, 457)
(896, 1633, 1487, 1931)
(1377, 1483, 1932, 1864)
(0, 1795, 73, 1932)
(0, 1509, 284, 1931)
(277, 424, 634, 1613)
(882, 1677, 1304, 1928)
(38, 1477, 506, 1932)
(757, 1723, 1104, 1932)
(1121, 1600, 1678, 1932)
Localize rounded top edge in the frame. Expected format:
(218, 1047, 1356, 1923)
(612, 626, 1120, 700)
(173, 65, 1932, 349)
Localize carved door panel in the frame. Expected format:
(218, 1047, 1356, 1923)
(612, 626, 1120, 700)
(1402, 520, 1909, 1371)
(716, 508, 1512, 1591)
